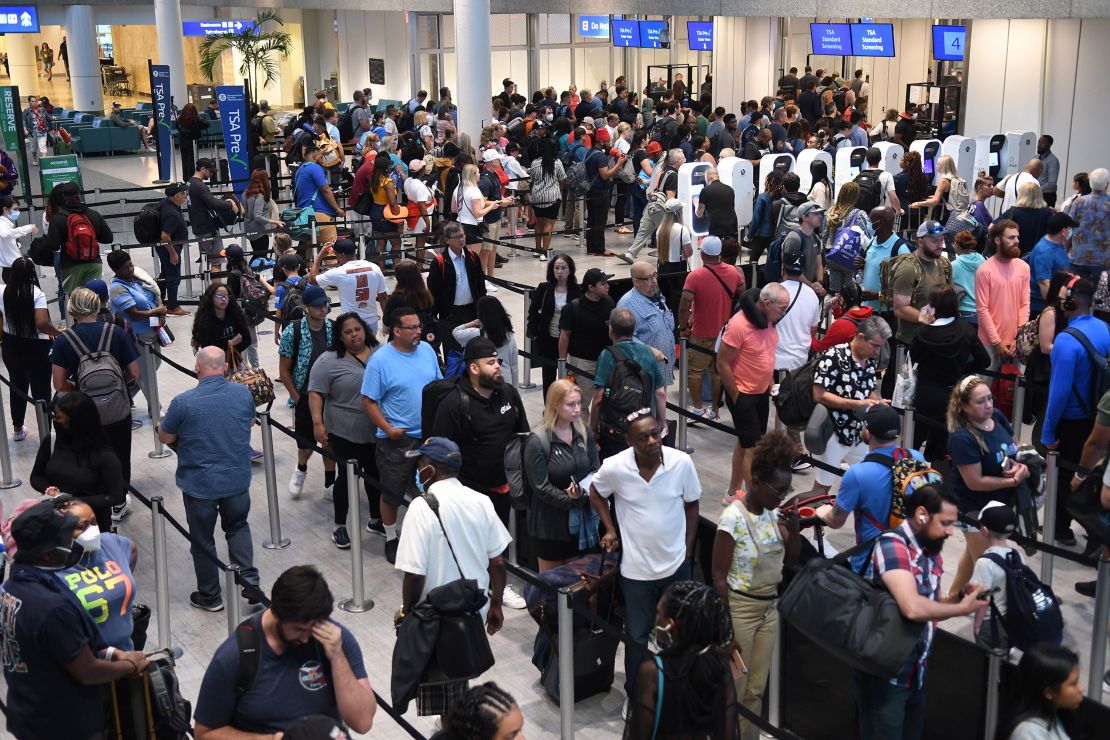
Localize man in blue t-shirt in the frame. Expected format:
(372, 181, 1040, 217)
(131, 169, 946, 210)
(361, 306, 442, 563)
(194, 565, 376, 737)
(816, 404, 927, 572)
(1027, 211, 1076, 313)
(294, 142, 345, 247)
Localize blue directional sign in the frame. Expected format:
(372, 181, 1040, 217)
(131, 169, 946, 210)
(687, 21, 713, 51)
(578, 15, 610, 39)
(0, 7, 40, 34)
(182, 20, 256, 37)
(851, 23, 896, 57)
(639, 20, 665, 49)
(811, 23, 851, 55)
(611, 20, 639, 48)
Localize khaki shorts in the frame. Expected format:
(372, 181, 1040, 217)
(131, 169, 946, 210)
(686, 335, 719, 378)
(481, 221, 501, 251)
(316, 212, 337, 246)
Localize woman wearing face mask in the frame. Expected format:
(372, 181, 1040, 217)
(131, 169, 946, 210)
(1004, 643, 1083, 740)
(945, 376, 1029, 599)
(624, 580, 737, 739)
(54, 497, 139, 649)
(0, 195, 38, 282)
(711, 430, 799, 740)
(30, 392, 125, 532)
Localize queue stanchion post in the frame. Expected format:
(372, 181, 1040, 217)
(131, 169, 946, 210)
(518, 288, 536, 390)
(339, 458, 375, 613)
(182, 239, 197, 299)
(900, 404, 916, 448)
(143, 343, 172, 459)
(677, 337, 689, 451)
(150, 496, 182, 657)
(0, 388, 22, 489)
(224, 564, 242, 636)
(896, 343, 906, 378)
(557, 587, 575, 739)
(1087, 554, 1110, 703)
(768, 622, 783, 729)
(983, 650, 1003, 740)
(258, 410, 291, 549)
(1011, 376, 1026, 443)
(1040, 451, 1059, 586)
(557, 357, 567, 380)
(34, 399, 50, 444)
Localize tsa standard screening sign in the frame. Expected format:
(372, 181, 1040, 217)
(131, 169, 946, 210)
(0, 6, 39, 33)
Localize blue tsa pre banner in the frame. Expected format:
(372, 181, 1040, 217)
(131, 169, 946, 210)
(149, 64, 173, 181)
(215, 85, 249, 197)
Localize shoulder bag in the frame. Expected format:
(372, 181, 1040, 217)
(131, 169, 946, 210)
(226, 347, 276, 407)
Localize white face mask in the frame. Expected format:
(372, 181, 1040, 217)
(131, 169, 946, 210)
(544, 113, 553, 123)
(75, 525, 102, 552)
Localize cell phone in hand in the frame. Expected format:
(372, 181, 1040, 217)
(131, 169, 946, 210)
(976, 586, 1001, 601)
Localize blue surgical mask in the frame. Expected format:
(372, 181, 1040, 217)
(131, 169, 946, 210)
(7, 209, 19, 221)
(414, 466, 428, 494)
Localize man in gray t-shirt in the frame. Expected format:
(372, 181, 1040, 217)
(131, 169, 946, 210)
(349, 93, 371, 144)
(780, 202, 825, 297)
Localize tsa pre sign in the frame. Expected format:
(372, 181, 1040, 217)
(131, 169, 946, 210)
(216, 85, 249, 197)
(149, 64, 173, 181)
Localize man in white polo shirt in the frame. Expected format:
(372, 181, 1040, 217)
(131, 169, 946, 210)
(309, 237, 388, 331)
(590, 410, 701, 710)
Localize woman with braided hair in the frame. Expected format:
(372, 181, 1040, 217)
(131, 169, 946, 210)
(711, 429, 800, 740)
(431, 682, 525, 740)
(625, 580, 737, 739)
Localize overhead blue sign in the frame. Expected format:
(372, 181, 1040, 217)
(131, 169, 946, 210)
(811, 23, 851, 55)
(215, 85, 249, 197)
(0, 6, 39, 33)
(932, 25, 965, 61)
(612, 19, 639, 48)
(150, 64, 173, 182)
(851, 23, 896, 57)
(182, 20, 256, 37)
(578, 15, 609, 39)
(639, 20, 665, 49)
(687, 21, 713, 51)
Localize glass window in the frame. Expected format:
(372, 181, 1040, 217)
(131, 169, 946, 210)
(574, 46, 612, 94)
(539, 49, 571, 96)
(490, 50, 529, 92)
(417, 14, 439, 50)
(442, 52, 458, 102)
(539, 14, 570, 45)
(493, 14, 527, 47)
(442, 14, 455, 49)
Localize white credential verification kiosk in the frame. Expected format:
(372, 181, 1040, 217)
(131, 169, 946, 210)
(757, 154, 795, 193)
(1001, 131, 1037, 177)
(940, 136, 976, 185)
(796, 150, 832, 194)
(716, 156, 754, 227)
(872, 142, 904, 176)
(833, 146, 868, 197)
(910, 139, 942, 186)
(677, 161, 712, 238)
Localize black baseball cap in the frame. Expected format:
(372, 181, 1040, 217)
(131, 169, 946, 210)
(978, 501, 1017, 535)
(855, 404, 900, 441)
(463, 336, 499, 364)
(331, 238, 357, 255)
(581, 267, 614, 288)
(196, 157, 216, 172)
(783, 246, 806, 275)
(11, 500, 79, 561)
(165, 181, 187, 197)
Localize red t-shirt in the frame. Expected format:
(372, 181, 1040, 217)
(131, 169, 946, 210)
(682, 263, 745, 339)
(349, 155, 378, 203)
(811, 306, 874, 353)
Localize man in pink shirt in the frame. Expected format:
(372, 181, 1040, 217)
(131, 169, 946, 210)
(975, 219, 1031, 372)
(717, 282, 789, 502)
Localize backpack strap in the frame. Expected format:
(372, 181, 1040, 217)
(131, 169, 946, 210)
(97, 322, 115, 356)
(1063, 327, 1104, 416)
(60, 326, 96, 361)
(233, 617, 261, 699)
(705, 264, 736, 302)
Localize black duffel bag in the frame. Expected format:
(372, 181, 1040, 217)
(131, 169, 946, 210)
(1067, 457, 1110, 547)
(778, 530, 924, 679)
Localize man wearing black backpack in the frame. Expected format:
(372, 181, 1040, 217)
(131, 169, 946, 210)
(855, 148, 901, 215)
(44, 181, 113, 293)
(590, 308, 666, 460)
(188, 158, 239, 284)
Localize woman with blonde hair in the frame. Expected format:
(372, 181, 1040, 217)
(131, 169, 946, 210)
(822, 181, 871, 292)
(454, 162, 511, 252)
(414, 110, 434, 151)
(909, 154, 967, 220)
(525, 379, 600, 571)
(656, 198, 693, 274)
(945, 375, 1029, 598)
(1000, 181, 1054, 255)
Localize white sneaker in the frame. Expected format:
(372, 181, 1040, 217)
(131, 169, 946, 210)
(621, 696, 630, 720)
(485, 281, 500, 293)
(502, 585, 527, 610)
(288, 468, 307, 499)
(111, 494, 132, 524)
(323, 484, 333, 502)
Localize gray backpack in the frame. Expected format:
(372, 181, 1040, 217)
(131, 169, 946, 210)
(61, 323, 131, 424)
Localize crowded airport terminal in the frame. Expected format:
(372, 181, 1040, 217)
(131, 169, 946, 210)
(0, 3, 1109, 739)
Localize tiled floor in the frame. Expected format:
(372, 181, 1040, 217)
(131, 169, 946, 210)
(0, 149, 1106, 739)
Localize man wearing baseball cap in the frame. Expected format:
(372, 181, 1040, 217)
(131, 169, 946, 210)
(559, 267, 615, 379)
(155, 181, 191, 315)
(816, 403, 932, 572)
(779, 201, 826, 296)
(583, 126, 626, 256)
(309, 237, 387, 332)
(188, 158, 240, 283)
(889, 219, 953, 346)
(970, 501, 1023, 650)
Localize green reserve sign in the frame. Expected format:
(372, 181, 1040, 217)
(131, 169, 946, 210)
(39, 154, 81, 194)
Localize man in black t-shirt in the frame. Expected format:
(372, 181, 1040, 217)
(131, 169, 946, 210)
(157, 182, 191, 315)
(894, 110, 917, 149)
(558, 268, 615, 380)
(583, 129, 625, 256)
(696, 167, 738, 240)
(798, 80, 822, 126)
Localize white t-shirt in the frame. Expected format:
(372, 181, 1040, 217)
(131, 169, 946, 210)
(382, 117, 398, 136)
(0, 284, 49, 339)
(315, 259, 387, 328)
(774, 280, 820, 371)
(404, 178, 434, 234)
(665, 223, 692, 263)
(394, 478, 512, 619)
(614, 137, 631, 156)
(591, 447, 702, 581)
(998, 172, 1038, 212)
(875, 169, 897, 208)
(418, 124, 433, 141)
(0, 215, 34, 268)
(455, 185, 484, 226)
(971, 545, 1025, 622)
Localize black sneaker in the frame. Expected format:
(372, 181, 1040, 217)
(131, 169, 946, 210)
(1076, 580, 1096, 598)
(241, 586, 265, 606)
(189, 591, 224, 612)
(1055, 529, 1078, 547)
(365, 519, 386, 537)
(332, 526, 351, 549)
(385, 538, 399, 565)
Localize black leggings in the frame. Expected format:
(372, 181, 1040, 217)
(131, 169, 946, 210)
(0, 336, 51, 428)
(328, 433, 382, 527)
(102, 416, 133, 488)
(534, 333, 560, 400)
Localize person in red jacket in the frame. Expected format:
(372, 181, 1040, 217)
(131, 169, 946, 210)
(812, 282, 875, 353)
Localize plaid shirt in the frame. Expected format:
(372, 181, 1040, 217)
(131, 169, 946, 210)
(866, 521, 943, 689)
(616, 287, 676, 384)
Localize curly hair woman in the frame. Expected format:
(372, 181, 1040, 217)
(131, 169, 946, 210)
(431, 682, 524, 740)
(190, 282, 252, 360)
(711, 429, 799, 740)
(625, 580, 738, 739)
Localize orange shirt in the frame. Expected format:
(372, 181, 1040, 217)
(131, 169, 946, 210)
(722, 312, 777, 394)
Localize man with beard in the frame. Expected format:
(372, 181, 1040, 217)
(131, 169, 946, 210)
(975, 219, 1031, 373)
(194, 565, 376, 737)
(857, 484, 985, 740)
(431, 337, 530, 610)
(890, 220, 953, 348)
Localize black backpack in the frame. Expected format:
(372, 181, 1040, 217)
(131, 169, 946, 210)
(1063, 328, 1110, 418)
(738, 124, 760, 150)
(772, 351, 819, 427)
(280, 277, 307, 328)
(337, 105, 357, 143)
(133, 201, 163, 244)
(983, 550, 1063, 650)
(598, 344, 653, 440)
(824, 134, 848, 156)
(110, 648, 193, 739)
(421, 376, 470, 440)
(853, 169, 883, 213)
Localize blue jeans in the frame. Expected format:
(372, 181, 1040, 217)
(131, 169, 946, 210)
(154, 242, 182, 308)
(855, 671, 926, 740)
(629, 186, 647, 235)
(620, 560, 692, 695)
(183, 490, 259, 603)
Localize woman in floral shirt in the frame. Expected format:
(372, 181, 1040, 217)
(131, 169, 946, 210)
(711, 430, 800, 740)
